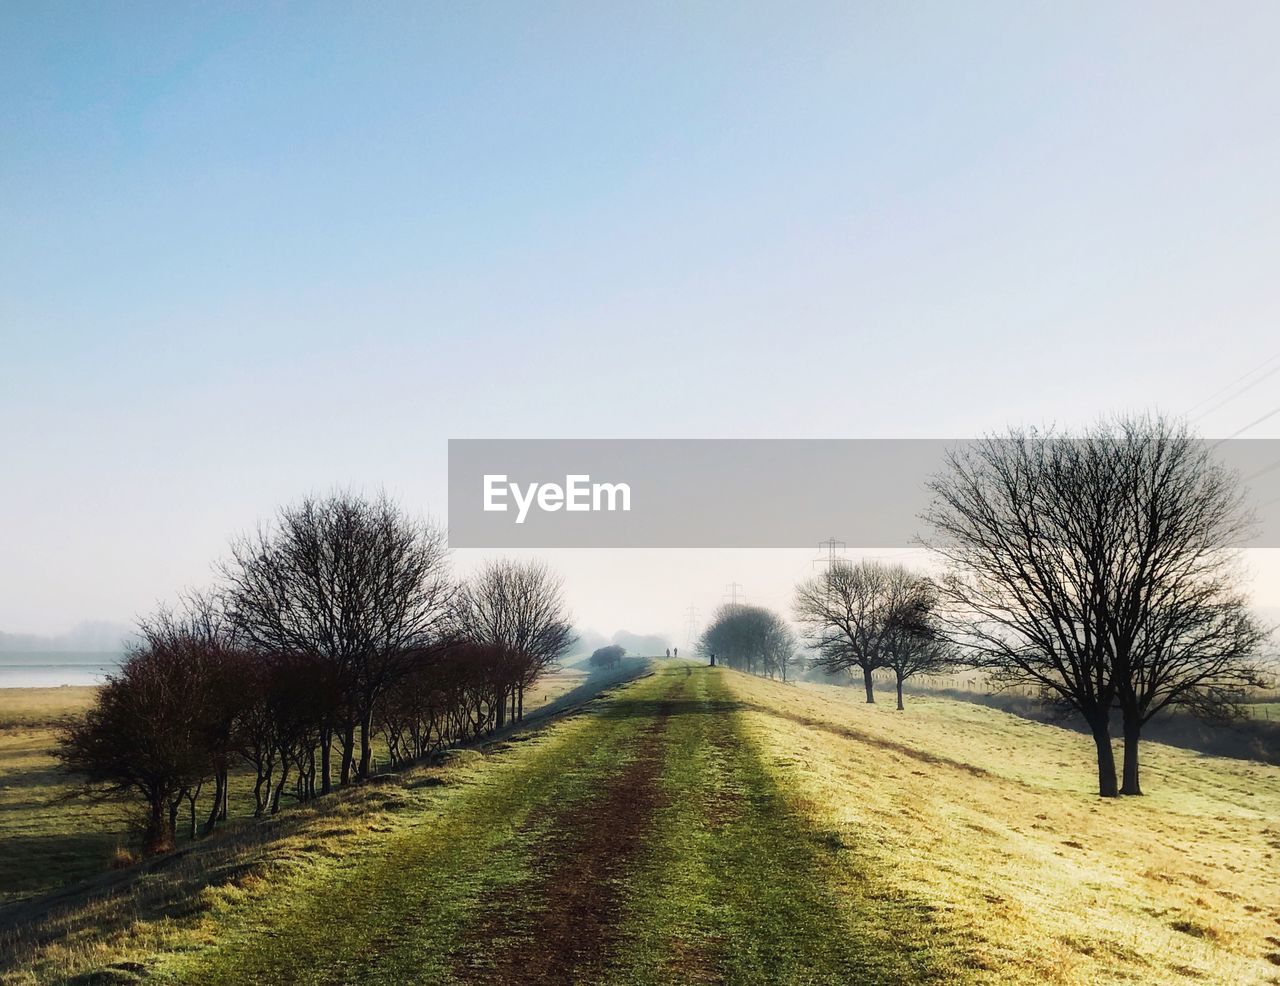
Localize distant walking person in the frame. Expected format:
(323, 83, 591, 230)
(673, 647, 678, 658)
(666, 648, 671, 658)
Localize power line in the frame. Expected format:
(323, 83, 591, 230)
(1193, 363, 1280, 422)
(1215, 402, 1280, 443)
(1186, 351, 1280, 417)
(1244, 458, 1280, 483)
(724, 582, 744, 607)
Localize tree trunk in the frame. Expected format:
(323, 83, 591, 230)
(271, 762, 290, 814)
(253, 771, 268, 817)
(320, 729, 333, 795)
(895, 673, 905, 711)
(1121, 715, 1143, 796)
(340, 725, 355, 785)
(144, 796, 173, 855)
(359, 712, 372, 781)
(1089, 719, 1119, 798)
(203, 770, 225, 835)
(495, 689, 506, 729)
(517, 685, 524, 721)
(862, 666, 875, 704)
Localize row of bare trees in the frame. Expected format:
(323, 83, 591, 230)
(59, 493, 574, 854)
(788, 415, 1271, 797)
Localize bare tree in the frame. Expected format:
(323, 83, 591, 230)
(221, 492, 453, 787)
(925, 431, 1127, 796)
(1078, 417, 1268, 794)
(456, 559, 575, 722)
(134, 594, 251, 835)
(923, 417, 1268, 797)
(793, 560, 919, 704)
(880, 578, 958, 711)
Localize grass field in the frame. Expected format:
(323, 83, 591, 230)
(2, 664, 1278, 984)
(0, 687, 123, 907)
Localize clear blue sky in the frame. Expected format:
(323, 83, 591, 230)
(3, 2, 1279, 637)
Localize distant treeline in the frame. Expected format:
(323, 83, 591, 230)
(58, 493, 574, 856)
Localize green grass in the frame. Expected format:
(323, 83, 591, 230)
(727, 670, 1280, 985)
(1246, 701, 1280, 720)
(0, 688, 99, 729)
(163, 679, 656, 983)
(614, 667, 958, 984)
(5, 665, 1277, 984)
(0, 688, 120, 906)
(150, 665, 949, 984)
(3, 666, 967, 984)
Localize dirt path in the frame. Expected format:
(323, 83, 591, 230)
(455, 696, 674, 982)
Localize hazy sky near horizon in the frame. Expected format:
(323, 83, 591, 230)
(3, 2, 1280, 641)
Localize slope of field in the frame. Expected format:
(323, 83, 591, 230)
(2, 665, 1277, 985)
(732, 672, 1280, 985)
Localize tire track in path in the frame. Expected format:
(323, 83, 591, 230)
(453, 686, 679, 983)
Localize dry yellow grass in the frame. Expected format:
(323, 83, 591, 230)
(722, 669, 1280, 985)
(0, 688, 98, 729)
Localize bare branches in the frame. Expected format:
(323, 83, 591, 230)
(220, 491, 453, 785)
(923, 415, 1271, 796)
(57, 492, 590, 856)
(793, 561, 947, 704)
(455, 559, 576, 722)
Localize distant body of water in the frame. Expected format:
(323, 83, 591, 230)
(0, 652, 120, 688)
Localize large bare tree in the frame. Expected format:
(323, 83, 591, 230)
(222, 492, 452, 788)
(924, 417, 1268, 797)
(1077, 417, 1268, 793)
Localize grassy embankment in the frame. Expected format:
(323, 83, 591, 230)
(2, 664, 1278, 984)
(0, 670, 593, 908)
(739, 673, 1280, 984)
(3, 665, 954, 984)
